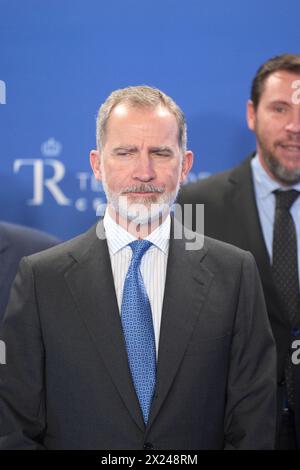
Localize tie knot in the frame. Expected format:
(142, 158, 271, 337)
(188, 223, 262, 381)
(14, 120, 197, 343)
(274, 189, 299, 210)
(129, 240, 152, 265)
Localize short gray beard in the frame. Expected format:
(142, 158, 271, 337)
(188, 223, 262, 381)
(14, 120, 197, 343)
(101, 177, 181, 225)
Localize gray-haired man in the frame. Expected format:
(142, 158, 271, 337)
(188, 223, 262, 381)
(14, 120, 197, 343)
(0, 85, 276, 449)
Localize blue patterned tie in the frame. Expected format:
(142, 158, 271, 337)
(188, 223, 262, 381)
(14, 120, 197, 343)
(121, 240, 156, 424)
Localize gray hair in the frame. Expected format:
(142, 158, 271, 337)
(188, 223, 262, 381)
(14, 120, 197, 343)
(96, 85, 187, 153)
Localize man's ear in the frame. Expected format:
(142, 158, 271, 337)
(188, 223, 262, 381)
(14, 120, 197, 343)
(247, 100, 256, 131)
(180, 150, 194, 183)
(90, 150, 102, 181)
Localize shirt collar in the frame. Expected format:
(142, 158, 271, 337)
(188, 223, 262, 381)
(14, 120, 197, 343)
(251, 153, 300, 199)
(103, 210, 170, 255)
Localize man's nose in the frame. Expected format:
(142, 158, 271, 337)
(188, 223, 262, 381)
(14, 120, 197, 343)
(285, 109, 300, 135)
(132, 154, 156, 181)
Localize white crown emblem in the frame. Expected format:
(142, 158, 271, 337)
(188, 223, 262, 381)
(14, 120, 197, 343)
(41, 138, 62, 157)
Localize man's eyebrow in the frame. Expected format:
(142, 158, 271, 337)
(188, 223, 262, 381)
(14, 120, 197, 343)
(268, 100, 290, 106)
(149, 146, 174, 154)
(111, 146, 139, 153)
(111, 146, 175, 154)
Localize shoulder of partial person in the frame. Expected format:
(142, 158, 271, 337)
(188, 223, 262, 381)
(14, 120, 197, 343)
(180, 169, 232, 199)
(179, 155, 252, 202)
(0, 221, 59, 250)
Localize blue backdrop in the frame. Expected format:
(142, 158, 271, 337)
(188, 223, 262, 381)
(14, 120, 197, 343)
(1, 0, 300, 240)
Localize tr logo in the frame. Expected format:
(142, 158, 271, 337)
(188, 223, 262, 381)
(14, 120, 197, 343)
(14, 138, 71, 206)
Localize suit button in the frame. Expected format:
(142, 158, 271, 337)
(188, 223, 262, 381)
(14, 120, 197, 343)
(292, 327, 300, 337)
(144, 442, 154, 450)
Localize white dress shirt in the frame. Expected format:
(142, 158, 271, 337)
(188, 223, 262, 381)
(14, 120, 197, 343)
(103, 210, 170, 357)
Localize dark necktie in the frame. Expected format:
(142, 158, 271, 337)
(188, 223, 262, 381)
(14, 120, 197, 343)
(272, 189, 300, 410)
(272, 189, 299, 324)
(121, 240, 156, 424)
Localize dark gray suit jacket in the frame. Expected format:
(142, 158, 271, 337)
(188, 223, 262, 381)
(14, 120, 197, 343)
(178, 154, 300, 446)
(0, 219, 276, 449)
(0, 222, 59, 324)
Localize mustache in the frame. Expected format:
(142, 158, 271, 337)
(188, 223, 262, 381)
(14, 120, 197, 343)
(121, 184, 165, 194)
(276, 137, 300, 146)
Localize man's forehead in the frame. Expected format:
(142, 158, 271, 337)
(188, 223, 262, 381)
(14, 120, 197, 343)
(102, 103, 181, 151)
(104, 103, 179, 141)
(110, 102, 174, 120)
(263, 70, 300, 96)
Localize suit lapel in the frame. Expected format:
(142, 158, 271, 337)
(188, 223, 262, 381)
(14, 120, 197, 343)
(228, 154, 271, 283)
(64, 222, 145, 431)
(227, 154, 288, 327)
(147, 223, 213, 429)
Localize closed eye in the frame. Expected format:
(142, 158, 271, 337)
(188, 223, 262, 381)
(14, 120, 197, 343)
(151, 148, 173, 157)
(112, 147, 137, 157)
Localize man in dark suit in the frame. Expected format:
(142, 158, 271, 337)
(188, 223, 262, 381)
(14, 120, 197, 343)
(0, 221, 59, 324)
(179, 54, 300, 449)
(0, 86, 276, 449)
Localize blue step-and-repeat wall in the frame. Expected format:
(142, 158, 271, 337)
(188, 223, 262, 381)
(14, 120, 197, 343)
(1, 0, 300, 240)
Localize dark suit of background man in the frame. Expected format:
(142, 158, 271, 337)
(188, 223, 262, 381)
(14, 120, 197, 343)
(0, 86, 276, 449)
(179, 54, 300, 449)
(0, 222, 59, 324)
